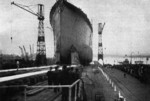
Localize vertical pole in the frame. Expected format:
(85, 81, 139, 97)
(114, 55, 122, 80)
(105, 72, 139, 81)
(75, 84, 77, 101)
(69, 87, 72, 101)
(24, 86, 27, 101)
(131, 53, 132, 64)
(78, 81, 81, 98)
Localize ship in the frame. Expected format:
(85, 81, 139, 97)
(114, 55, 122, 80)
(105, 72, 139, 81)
(50, 0, 93, 65)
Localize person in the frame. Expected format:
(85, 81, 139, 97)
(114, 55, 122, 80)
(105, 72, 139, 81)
(16, 61, 20, 71)
(124, 72, 126, 78)
(61, 66, 69, 101)
(47, 67, 53, 85)
(53, 66, 60, 93)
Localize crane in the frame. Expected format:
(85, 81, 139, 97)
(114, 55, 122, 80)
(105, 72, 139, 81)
(23, 45, 28, 61)
(98, 23, 105, 61)
(19, 46, 24, 59)
(11, 1, 46, 66)
(30, 45, 32, 60)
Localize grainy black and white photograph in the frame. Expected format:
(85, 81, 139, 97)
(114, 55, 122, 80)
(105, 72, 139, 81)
(0, 0, 150, 101)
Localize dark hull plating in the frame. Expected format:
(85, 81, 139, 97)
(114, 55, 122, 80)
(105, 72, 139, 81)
(50, 0, 93, 65)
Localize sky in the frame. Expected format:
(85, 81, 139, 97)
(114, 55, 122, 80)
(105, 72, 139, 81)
(0, 0, 150, 62)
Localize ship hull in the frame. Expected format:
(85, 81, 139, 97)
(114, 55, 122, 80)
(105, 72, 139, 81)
(50, 0, 93, 65)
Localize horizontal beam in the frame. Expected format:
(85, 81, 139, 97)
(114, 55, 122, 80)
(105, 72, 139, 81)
(0, 79, 81, 88)
(0, 65, 57, 73)
(0, 70, 48, 83)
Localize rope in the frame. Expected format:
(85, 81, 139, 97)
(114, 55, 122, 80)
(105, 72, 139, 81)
(10, 0, 13, 44)
(13, 2, 38, 15)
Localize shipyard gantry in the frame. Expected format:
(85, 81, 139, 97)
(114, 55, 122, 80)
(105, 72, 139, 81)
(1, 0, 150, 101)
(11, 1, 46, 66)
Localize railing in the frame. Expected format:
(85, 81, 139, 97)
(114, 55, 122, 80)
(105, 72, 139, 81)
(0, 70, 48, 83)
(0, 79, 82, 101)
(0, 65, 54, 73)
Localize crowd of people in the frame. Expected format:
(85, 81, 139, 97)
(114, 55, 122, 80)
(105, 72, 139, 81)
(46, 65, 81, 101)
(111, 64, 150, 83)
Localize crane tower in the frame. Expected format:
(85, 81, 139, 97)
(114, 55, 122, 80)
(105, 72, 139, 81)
(36, 4, 46, 66)
(98, 23, 105, 61)
(11, 2, 46, 66)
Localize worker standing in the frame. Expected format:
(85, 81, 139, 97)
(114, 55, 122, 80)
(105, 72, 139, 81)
(16, 61, 20, 71)
(62, 66, 69, 101)
(53, 66, 59, 93)
(47, 67, 53, 85)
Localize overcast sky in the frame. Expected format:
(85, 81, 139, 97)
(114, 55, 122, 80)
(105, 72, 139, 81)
(0, 0, 150, 60)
